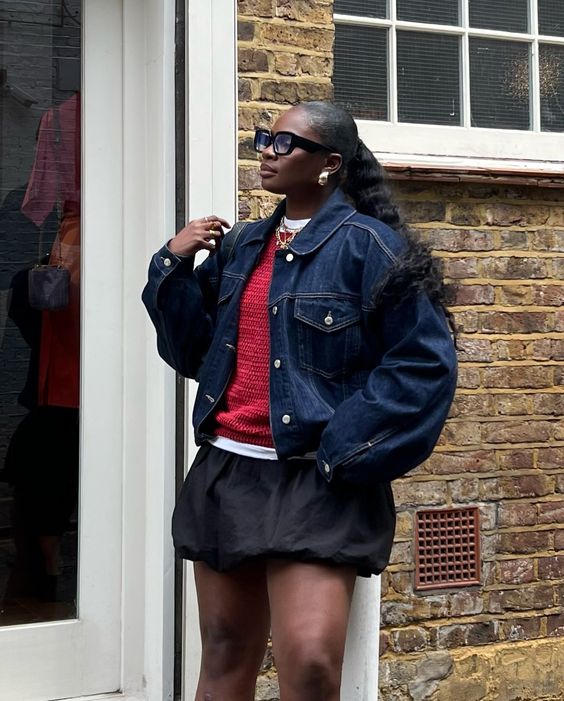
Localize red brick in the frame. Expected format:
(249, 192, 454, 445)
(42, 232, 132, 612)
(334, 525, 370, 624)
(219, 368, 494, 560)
(455, 339, 493, 363)
(482, 366, 553, 389)
(457, 367, 481, 389)
(538, 501, 564, 524)
(425, 228, 494, 251)
(482, 421, 553, 444)
(499, 230, 529, 249)
(481, 475, 554, 501)
(450, 394, 493, 418)
(453, 310, 479, 332)
(538, 555, 564, 580)
(497, 449, 535, 470)
(485, 204, 550, 227)
(537, 448, 564, 470)
(481, 257, 548, 279)
(547, 613, 564, 636)
(444, 258, 479, 279)
(498, 503, 537, 527)
(427, 450, 495, 474)
(391, 627, 428, 653)
(488, 584, 554, 612)
(499, 558, 535, 584)
(449, 591, 484, 616)
(532, 229, 564, 251)
(499, 530, 551, 554)
(501, 616, 541, 641)
(450, 284, 495, 306)
(478, 312, 553, 334)
(438, 422, 481, 446)
(532, 284, 564, 306)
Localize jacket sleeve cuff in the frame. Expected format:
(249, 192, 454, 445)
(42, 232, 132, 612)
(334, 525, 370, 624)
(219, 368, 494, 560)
(316, 447, 335, 483)
(152, 243, 194, 276)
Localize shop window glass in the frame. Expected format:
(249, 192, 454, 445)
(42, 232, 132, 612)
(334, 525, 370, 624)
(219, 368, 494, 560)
(0, 0, 81, 625)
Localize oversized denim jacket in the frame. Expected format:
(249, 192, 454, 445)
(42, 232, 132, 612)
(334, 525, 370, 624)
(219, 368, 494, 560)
(142, 189, 457, 485)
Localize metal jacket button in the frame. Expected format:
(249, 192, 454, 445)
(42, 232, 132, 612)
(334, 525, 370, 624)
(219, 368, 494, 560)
(163, 257, 172, 267)
(285, 253, 294, 262)
(324, 312, 333, 326)
(272, 306, 278, 315)
(282, 414, 291, 425)
(323, 461, 331, 474)
(274, 359, 281, 368)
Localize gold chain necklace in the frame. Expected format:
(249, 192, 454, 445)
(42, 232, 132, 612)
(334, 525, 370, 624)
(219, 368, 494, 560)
(275, 221, 304, 250)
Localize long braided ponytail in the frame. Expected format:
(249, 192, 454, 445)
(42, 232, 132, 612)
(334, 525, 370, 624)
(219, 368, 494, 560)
(296, 101, 456, 335)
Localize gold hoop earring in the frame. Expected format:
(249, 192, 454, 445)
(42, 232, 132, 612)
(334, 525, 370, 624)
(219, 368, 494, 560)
(318, 170, 329, 186)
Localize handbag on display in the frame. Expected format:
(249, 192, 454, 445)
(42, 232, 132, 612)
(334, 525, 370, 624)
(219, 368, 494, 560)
(28, 106, 70, 311)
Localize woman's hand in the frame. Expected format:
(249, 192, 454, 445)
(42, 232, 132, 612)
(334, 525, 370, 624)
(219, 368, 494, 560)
(168, 215, 231, 257)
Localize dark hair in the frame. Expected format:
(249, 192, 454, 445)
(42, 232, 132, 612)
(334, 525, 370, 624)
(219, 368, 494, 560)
(296, 100, 456, 336)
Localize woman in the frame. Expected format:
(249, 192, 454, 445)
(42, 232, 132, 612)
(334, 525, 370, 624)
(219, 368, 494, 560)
(143, 101, 457, 701)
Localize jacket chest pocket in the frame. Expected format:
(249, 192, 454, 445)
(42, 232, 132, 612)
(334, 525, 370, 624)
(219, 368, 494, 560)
(295, 297, 361, 378)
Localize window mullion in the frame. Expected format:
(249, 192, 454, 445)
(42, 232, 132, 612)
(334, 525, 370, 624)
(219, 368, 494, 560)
(389, 0, 398, 124)
(461, 0, 471, 128)
(530, 0, 541, 132)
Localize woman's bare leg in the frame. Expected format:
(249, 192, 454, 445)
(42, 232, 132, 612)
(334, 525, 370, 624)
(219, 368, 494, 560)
(193, 560, 270, 701)
(267, 560, 356, 701)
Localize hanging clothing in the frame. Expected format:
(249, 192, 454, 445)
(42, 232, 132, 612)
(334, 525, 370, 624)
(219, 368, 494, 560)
(21, 94, 81, 409)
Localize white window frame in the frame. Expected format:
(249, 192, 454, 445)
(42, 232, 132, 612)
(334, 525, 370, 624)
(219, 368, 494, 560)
(335, 0, 564, 172)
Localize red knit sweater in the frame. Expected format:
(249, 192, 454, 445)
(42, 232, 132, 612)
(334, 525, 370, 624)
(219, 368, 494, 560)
(213, 233, 277, 447)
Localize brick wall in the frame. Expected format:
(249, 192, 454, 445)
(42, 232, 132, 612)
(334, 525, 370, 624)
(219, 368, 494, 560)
(236, 3, 564, 700)
(381, 181, 564, 701)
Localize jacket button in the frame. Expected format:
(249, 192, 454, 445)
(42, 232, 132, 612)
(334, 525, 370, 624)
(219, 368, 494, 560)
(323, 461, 331, 474)
(282, 414, 291, 425)
(163, 257, 172, 267)
(272, 306, 278, 315)
(274, 359, 281, 368)
(285, 253, 294, 262)
(324, 313, 334, 326)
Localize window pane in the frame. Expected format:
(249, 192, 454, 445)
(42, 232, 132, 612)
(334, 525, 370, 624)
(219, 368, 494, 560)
(469, 0, 529, 33)
(0, 0, 81, 625)
(334, 25, 388, 120)
(538, 0, 564, 37)
(540, 44, 564, 131)
(397, 0, 460, 26)
(397, 31, 461, 125)
(470, 39, 530, 130)
(334, 0, 387, 18)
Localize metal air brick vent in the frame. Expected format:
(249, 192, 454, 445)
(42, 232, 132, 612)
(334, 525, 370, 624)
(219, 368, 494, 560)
(415, 507, 481, 590)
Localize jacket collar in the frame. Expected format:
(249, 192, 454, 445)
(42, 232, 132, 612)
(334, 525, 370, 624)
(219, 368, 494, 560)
(240, 188, 356, 255)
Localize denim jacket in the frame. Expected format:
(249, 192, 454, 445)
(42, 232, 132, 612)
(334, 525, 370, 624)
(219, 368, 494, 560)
(142, 189, 457, 485)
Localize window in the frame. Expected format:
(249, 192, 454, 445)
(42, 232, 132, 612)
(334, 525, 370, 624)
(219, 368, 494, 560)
(334, 0, 564, 168)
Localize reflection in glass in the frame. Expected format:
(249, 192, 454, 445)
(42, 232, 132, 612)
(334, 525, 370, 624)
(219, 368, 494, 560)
(540, 44, 564, 132)
(397, 31, 461, 125)
(538, 0, 564, 37)
(397, 0, 460, 26)
(469, 0, 529, 34)
(469, 39, 530, 130)
(334, 25, 389, 120)
(334, 0, 387, 18)
(0, 0, 81, 626)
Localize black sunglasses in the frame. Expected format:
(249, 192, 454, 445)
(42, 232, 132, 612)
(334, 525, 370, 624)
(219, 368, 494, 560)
(254, 128, 337, 156)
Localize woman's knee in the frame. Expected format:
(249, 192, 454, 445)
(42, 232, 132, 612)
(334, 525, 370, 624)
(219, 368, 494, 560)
(200, 620, 265, 679)
(278, 633, 343, 692)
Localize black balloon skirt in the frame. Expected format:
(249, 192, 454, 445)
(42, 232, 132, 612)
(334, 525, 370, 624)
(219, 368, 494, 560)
(172, 442, 396, 577)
